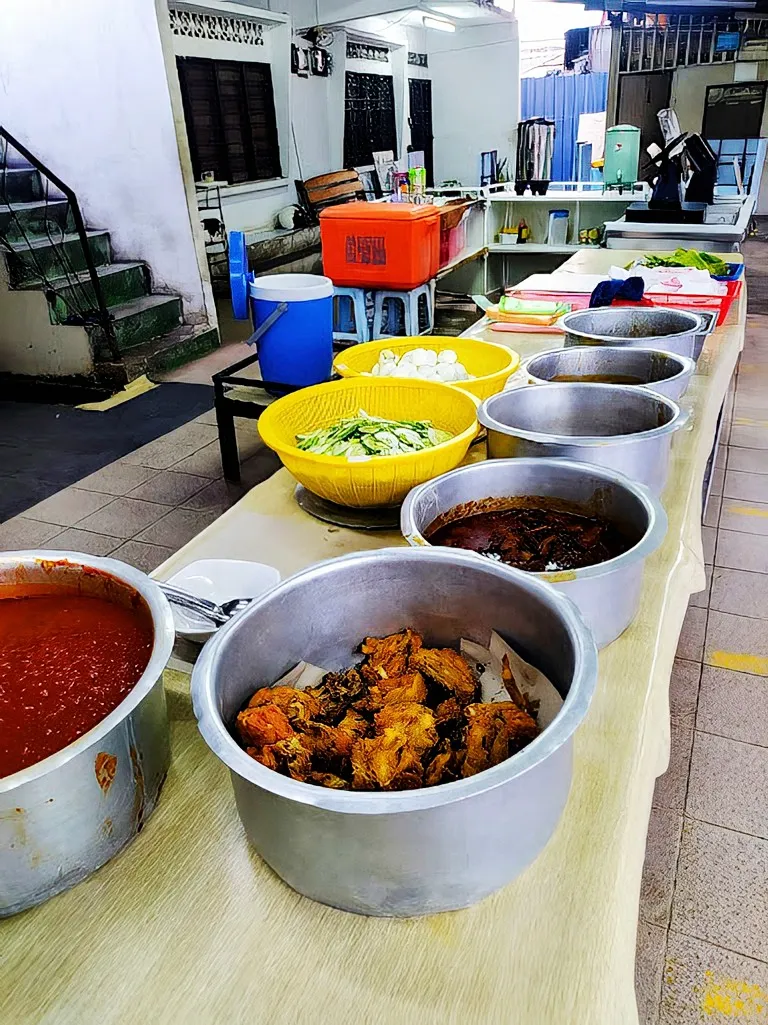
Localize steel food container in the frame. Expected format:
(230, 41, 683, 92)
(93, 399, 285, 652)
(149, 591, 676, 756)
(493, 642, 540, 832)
(192, 547, 598, 917)
(401, 459, 667, 649)
(478, 382, 687, 495)
(561, 307, 706, 360)
(0, 552, 175, 917)
(524, 346, 696, 402)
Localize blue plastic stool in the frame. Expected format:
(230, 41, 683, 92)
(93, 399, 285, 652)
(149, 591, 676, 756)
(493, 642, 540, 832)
(333, 286, 370, 344)
(372, 280, 435, 339)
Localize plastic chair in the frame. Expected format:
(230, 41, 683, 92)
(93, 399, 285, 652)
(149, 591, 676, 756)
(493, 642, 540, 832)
(333, 286, 370, 345)
(372, 280, 435, 339)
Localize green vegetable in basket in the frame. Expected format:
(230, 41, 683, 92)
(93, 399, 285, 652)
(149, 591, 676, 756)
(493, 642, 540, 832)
(296, 410, 453, 459)
(628, 249, 729, 277)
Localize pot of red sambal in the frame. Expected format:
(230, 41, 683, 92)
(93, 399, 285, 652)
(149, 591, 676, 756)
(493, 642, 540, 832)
(0, 552, 175, 917)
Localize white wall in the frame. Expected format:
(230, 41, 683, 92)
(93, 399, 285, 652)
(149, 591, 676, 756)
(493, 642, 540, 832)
(0, 0, 211, 321)
(429, 20, 520, 185)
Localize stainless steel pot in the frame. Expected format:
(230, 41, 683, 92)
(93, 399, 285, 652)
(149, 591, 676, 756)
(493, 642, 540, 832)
(561, 307, 706, 359)
(192, 547, 598, 917)
(478, 383, 687, 495)
(0, 552, 175, 917)
(523, 346, 696, 402)
(401, 459, 667, 649)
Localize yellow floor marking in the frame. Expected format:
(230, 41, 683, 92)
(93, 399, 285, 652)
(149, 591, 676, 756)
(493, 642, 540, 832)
(709, 651, 768, 676)
(77, 375, 158, 412)
(700, 971, 768, 1017)
(726, 506, 768, 519)
(733, 418, 768, 428)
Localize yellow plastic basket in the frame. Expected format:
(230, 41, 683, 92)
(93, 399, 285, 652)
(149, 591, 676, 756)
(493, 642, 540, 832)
(258, 377, 479, 508)
(333, 336, 520, 401)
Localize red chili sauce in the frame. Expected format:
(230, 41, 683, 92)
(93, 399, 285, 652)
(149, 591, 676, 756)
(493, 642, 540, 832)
(0, 593, 153, 779)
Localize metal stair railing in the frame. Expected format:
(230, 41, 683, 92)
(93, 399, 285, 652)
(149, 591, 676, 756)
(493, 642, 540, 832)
(0, 125, 118, 361)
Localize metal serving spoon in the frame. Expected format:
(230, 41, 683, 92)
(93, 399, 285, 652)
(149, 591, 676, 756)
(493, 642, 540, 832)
(160, 583, 252, 626)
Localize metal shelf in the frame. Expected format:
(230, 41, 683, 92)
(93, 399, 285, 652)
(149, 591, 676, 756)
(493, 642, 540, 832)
(488, 243, 590, 254)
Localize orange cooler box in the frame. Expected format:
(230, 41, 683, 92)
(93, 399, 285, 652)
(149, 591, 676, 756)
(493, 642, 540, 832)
(320, 202, 440, 290)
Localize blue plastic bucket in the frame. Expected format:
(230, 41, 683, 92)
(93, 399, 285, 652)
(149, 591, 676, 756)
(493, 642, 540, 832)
(248, 273, 333, 388)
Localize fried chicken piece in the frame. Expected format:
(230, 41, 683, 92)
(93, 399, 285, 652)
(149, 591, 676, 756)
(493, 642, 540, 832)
(424, 738, 461, 787)
(272, 734, 314, 782)
(363, 672, 428, 711)
(303, 709, 369, 762)
(501, 654, 538, 718)
(360, 629, 423, 684)
(308, 772, 350, 790)
(374, 702, 437, 755)
(247, 744, 279, 771)
(461, 702, 540, 778)
(236, 705, 294, 749)
(247, 685, 321, 725)
(350, 730, 425, 791)
(409, 647, 478, 706)
(434, 697, 463, 728)
(306, 668, 367, 722)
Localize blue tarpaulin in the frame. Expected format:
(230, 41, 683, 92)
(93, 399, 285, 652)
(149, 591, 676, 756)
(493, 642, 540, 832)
(521, 73, 608, 183)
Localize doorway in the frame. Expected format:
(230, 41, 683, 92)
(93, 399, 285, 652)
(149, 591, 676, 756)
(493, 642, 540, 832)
(617, 72, 672, 180)
(408, 78, 434, 187)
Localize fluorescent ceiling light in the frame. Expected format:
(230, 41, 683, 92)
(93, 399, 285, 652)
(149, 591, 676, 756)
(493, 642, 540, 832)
(424, 14, 457, 30)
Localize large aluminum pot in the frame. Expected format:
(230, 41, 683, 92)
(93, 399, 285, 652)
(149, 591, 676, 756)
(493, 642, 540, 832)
(192, 547, 598, 917)
(0, 552, 175, 917)
(561, 307, 706, 359)
(478, 383, 688, 495)
(401, 459, 667, 649)
(524, 346, 696, 402)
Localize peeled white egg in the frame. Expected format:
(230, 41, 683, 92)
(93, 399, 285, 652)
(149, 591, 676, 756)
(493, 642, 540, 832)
(379, 361, 396, 377)
(400, 350, 418, 364)
(437, 349, 458, 364)
(380, 349, 396, 362)
(371, 364, 380, 376)
(419, 366, 439, 380)
(436, 364, 457, 382)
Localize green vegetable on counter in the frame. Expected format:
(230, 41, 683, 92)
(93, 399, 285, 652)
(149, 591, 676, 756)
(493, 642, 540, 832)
(296, 410, 453, 459)
(629, 249, 729, 278)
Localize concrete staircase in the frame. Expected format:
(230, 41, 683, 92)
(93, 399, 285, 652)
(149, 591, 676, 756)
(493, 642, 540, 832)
(0, 157, 218, 400)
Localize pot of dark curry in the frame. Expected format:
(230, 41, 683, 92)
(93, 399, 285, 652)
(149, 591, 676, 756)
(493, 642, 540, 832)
(401, 458, 668, 648)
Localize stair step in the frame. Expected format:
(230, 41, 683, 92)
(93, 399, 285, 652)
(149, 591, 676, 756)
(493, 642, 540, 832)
(4, 230, 111, 285)
(90, 294, 183, 354)
(0, 199, 74, 242)
(122, 325, 220, 381)
(0, 167, 43, 203)
(18, 261, 151, 311)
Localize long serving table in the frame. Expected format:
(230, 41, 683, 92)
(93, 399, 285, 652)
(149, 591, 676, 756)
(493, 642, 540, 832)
(2, 250, 745, 1025)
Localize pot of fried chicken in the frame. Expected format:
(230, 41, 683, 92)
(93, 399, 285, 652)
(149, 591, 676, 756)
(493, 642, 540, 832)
(234, 629, 540, 791)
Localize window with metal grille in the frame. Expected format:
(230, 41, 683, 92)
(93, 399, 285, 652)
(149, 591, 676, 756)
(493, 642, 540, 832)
(344, 72, 397, 168)
(177, 56, 282, 184)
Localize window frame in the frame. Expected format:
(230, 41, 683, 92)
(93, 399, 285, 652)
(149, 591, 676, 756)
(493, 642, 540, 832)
(176, 54, 282, 186)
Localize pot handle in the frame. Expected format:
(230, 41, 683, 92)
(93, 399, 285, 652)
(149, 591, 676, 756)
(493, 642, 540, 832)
(694, 310, 718, 337)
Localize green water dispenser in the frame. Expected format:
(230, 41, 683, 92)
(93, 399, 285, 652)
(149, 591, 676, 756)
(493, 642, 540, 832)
(603, 125, 641, 192)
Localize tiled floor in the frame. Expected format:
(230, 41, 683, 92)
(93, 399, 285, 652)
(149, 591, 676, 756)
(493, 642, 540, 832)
(636, 306, 768, 1023)
(0, 410, 279, 572)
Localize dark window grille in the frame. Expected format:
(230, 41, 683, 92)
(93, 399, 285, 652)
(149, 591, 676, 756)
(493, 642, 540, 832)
(344, 72, 397, 168)
(177, 56, 281, 184)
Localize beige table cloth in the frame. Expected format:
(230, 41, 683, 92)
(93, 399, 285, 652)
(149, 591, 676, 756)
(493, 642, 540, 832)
(2, 251, 744, 1025)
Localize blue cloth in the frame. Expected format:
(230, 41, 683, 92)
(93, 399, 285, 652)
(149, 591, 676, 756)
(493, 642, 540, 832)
(589, 276, 645, 309)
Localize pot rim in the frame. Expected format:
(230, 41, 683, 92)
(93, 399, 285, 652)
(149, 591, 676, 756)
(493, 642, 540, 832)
(478, 382, 687, 446)
(0, 551, 175, 794)
(400, 457, 669, 583)
(522, 346, 696, 390)
(191, 547, 599, 815)
(560, 307, 703, 346)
